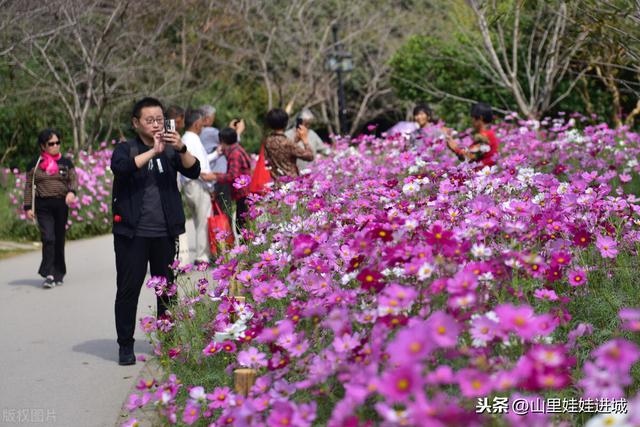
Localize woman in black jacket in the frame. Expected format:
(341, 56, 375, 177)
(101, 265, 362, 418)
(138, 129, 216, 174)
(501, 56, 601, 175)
(23, 129, 78, 289)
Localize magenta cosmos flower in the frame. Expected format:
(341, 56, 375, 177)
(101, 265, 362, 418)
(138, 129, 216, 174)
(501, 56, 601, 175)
(595, 234, 618, 258)
(567, 268, 587, 286)
(291, 233, 319, 258)
(377, 365, 423, 403)
(425, 311, 461, 348)
(237, 346, 268, 368)
(593, 339, 640, 373)
(457, 368, 493, 397)
(495, 304, 542, 341)
(232, 174, 251, 189)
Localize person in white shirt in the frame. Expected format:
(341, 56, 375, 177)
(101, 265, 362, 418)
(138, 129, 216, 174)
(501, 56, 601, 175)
(285, 108, 330, 172)
(180, 109, 216, 264)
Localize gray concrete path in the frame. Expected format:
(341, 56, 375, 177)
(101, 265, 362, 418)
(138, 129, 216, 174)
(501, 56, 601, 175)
(0, 221, 196, 427)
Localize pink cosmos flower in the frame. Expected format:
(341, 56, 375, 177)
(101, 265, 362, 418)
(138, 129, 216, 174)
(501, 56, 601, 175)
(595, 234, 618, 258)
(333, 333, 360, 353)
(495, 304, 540, 341)
(206, 386, 232, 409)
(426, 311, 460, 348)
(125, 392, 152, 411)
(202, 341, 222, 357)
(446, 270, 478, 295)
(579, 361, 627, 399)
(232, 174, 251, 189)
(267, 401, 295, 427)
(181, 400, 200, 425)
(457, 368, 492, 397)
(533, 289, 559, 301)
(238, 346, 268, 368)
(377, 365, 422, 403)
(593, 339, 640, 373)
(620, 308, 640, 332)
(388, 324, 433, 365)
(292, 234, 319, 258)
(378, 283, 418, 312)
(567, 268, 587, 286)
(221, 340, 237, 353)
(470, 313, 500, 346)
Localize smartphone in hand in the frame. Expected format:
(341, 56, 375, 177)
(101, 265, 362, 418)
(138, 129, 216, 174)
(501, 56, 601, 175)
(164, 119, 176, 133)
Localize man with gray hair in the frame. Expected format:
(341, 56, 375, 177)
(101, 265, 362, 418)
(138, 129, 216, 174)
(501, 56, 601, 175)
(285, 108, 330, 172)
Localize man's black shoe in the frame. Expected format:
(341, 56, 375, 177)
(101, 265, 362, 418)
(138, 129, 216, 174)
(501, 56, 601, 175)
(118, 346, 136, 366)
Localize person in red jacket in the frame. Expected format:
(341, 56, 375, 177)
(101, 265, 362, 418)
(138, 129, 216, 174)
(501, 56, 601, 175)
(446, 102, 499, 168)
(212, 127, 252, 232)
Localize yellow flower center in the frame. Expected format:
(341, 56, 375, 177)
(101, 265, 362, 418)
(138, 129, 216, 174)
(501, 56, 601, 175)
(409, 342, 421, 353)
(435, 233, 442, 239)
(397, 379, 409, 391)
(303, 248, 311, 255)
(471, 380, 482, 390)
(366, 275, 374, 282)
(514, 316, 526, 326)
(437, 326, 446, 335)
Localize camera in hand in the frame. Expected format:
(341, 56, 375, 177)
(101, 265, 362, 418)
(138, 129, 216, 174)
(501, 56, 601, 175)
(295, 117, 304, 129)
(164, 119, 176, 133)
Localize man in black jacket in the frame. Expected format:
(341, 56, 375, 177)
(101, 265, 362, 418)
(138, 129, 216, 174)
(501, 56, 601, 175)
(111, 97, 200, 365)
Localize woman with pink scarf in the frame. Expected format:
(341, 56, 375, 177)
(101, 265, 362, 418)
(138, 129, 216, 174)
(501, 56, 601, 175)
(23, 129, 78, 289)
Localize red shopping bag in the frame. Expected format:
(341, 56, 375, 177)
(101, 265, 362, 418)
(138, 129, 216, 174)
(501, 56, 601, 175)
(208, 201, 234, 256)
(248, 144, 272, 194)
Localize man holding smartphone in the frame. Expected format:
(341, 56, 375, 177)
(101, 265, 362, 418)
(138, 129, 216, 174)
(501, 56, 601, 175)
(110, 97, 200, 365)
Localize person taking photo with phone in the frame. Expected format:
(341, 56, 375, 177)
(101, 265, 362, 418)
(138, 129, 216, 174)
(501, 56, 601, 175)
(110, 97, 200, 366)
(263, 108, 313, 178)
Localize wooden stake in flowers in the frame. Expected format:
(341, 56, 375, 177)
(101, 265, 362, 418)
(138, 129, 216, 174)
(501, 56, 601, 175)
(233, 368, 256, 396)
(228, 279, 256, 396)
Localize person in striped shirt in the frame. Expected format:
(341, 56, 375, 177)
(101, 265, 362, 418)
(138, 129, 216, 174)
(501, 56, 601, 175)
(23, 129, 78, 288)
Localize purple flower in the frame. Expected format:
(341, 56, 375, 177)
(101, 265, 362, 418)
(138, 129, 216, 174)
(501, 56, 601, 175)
(567, 269, 587, 286)
(377, 365, 422, 403)
(237, 346, 268, 368)
(206, 386, 232, 409)
(426, 311, 460, 347)
(232, 174, 251, 189)
(596, 234, 618, 258)
(620, 308, 640, 332)
(593, 339, 640, 373)
(181, 400, 200, 425)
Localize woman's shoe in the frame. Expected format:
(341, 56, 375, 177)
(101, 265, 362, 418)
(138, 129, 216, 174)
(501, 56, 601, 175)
(42, 276, 55, 289)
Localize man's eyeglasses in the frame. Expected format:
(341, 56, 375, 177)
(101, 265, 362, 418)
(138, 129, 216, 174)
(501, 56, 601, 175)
(47, 141, 61, 147)
(143, 117, 165, 125)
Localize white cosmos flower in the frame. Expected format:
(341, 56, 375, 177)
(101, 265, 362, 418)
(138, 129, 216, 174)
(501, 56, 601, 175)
(402, 182, 420, 195)
(471, 243, 492, 258)
(404, 219, 418, 231)
(584, 413, 630, 427)
(417, 263, 435, 280)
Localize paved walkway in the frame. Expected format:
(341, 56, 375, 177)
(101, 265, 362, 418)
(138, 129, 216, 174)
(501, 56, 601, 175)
(0, 222, 196, 427)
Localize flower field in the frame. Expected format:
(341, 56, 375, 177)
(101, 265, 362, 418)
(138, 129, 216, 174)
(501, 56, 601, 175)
(3, 118, 630, 427)
(125, 117, 640, 427)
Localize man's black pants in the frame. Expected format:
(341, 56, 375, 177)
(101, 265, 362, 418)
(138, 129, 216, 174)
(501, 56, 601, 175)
(36, 197, 68, 281)
(114, 234, 177, 348)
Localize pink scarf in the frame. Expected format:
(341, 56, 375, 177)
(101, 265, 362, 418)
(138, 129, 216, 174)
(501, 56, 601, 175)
(39, 152, 62, 175)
